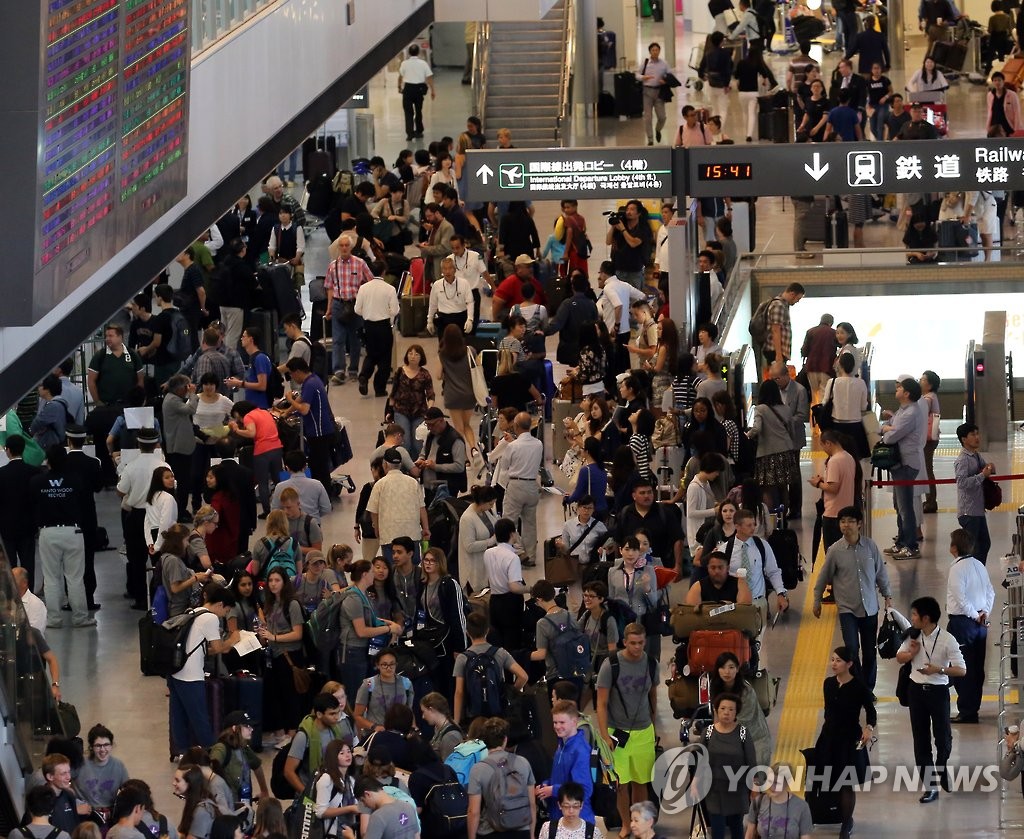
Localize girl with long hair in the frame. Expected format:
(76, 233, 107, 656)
(314, 739, 359, 834)
(338, 560, 403, 701)
(646, 316, 680, 411)
(368, 556, 401, 624)
(414, 546, 469, 700)
(173, 765, 218, 839)
(256, 569, 306, 747)
(748, 379, 799, 511)
(203, 466, 240, 566)
(145, 466, 178, 555)
(709, 652, 772, 766)
(250, 797, 286, 839)
(160, 523, 210, 617)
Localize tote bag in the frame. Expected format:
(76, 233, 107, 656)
(468, 350, 488, 408)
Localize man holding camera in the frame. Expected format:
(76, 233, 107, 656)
(605, 201, 653, 289)
(895, 595, 966, 802)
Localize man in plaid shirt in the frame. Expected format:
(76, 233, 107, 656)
(764, 282, 805, 367)
(325, 237, 374, 385)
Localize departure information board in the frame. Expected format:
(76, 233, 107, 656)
(30, 0, 191, 323)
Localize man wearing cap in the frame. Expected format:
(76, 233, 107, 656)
(417, 202, 454, 283)
(502, 412, 544, 568)
(367, 448, 430, 564)
(212, 711, 269, 803)
(354, 269, 400, 398)
(416, 409, 469, 502)
(428, 256, 475, 339)
(492, 256, 548, 324)
(897, 102, 940, 140)
(30, 445, 94, 629)
(283, 359, 337, 493)
(64, 425, 103, 611)
(116, 428, 169, 610)
(272, 451, 332, 520)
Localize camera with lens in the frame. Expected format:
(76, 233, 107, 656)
(607, 211, 622, 226)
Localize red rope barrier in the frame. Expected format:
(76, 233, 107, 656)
(871, 474, 1024, 487)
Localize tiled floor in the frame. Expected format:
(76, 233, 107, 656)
(33, 16, 1024, 836)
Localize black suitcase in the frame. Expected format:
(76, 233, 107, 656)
(305, 149, 335, 184)
(206, 676, 226, 742)
(543, 272, 569, 315)
(139, 615, 155, 676)
(227, 673, 265, 751)
(305, 173, 335, 218)
(768, 527, 802, 590)
(262, 264, 301, 321)
(598, 91, 616, 117)
(246, 309, 279, 362)
(825, 209, 849, 248)
(614, 71, 643, 118)
(937, 219, 979, 261)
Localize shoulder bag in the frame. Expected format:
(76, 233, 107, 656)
(810, 380, 835, 430)
(468, 350, 488, 408)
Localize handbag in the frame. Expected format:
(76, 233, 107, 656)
(283, 652, 312, 694)
(308, 276, 327, 303)
(468, 350, 488, 408)
(56, 701, 81, 738)
(983, 477, 1002, 510)
(895, 661, 912, 707)
(876, 609, 902, 659)
(651, 414, 681, 448)
(336, 299, 356, 324)
(861, 409, 882, 449)
(559, 376, 583, 402)
(810, 380, 835, 430)
(870, 440, 901, 472)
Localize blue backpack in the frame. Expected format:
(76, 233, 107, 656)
(444, 739, 488, 787)
(151, 586, 170, 625)
(543, 615, 592, 679)
(463, 646, 507, 718)
(262, 536, 299, 579)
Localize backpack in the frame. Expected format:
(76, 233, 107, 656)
(463, 646, 508, 719)
(444, 739, 488, 787)
(296, 336, 327, 379)
(542, 615, 592, 680)
(609, 651, 658, 720)
(145, 608, 210, 678)
(482, 754, 533, 831)
(166, 310, 193, 361)
(549, 822, 594, 839)
(421, 764, 469, 836)
(382, 786, 420, 830)
(748, 297, 776, 347)
(151, 585, 170, 625)
(305, 590, 344, 653)
(263, 355, 286, 403)
(605, 599, 638, 639)
(262, 536, 299, 578)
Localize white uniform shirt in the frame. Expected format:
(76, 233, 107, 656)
(898, 625, 966, 686)
(355, 278, 401, 323)
(399, 56, 433, 84)
(451, 249, 489, 292)
(484, 541, 524, 594)
(946, 554, 995, 620)
(428, 276, 475, 320)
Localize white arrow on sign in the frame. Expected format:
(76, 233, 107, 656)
(476, 164, 494, 184)
(804, 152, 829, 181)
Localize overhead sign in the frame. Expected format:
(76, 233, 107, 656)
(464, 147, 673, 202)
(682, 138, 1024, 197)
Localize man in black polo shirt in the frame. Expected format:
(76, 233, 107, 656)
(31, 445, 93, 629)
(86, 324, 144, 485)
(616, 479, 684, 573)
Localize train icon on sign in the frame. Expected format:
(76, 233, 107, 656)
(499, 163, 525, 188)
(847, 151, 883, 187)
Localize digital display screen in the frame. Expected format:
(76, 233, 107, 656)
(698, 163, 753, 181)
(32, 0, 190, 322)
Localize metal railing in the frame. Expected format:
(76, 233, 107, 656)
(472, 21, 492, 122)
(191, 0, 278, 56)
(555, 0, 577, 145)
(998, 506, 1024, 829)
(747, 243, 1024, 269)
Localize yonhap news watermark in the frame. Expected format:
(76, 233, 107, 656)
(652, 747, 1004, 814)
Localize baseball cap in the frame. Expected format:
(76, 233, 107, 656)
(307, 550, 327, 566)
(225, 710, 252, 727)
(514, 254, 535, 266)
(383, 447, 403, 465)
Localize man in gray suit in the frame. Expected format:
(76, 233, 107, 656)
(771, 361, 810, 519)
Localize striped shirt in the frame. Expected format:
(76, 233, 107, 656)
(325, 255, 373, 301)
(629, 433, 654, 481)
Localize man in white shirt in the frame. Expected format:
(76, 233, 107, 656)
(597, 260, 646, 376)
(169, 586, 240, 756)
(556, 496, 608, 565)
(427, 256, 475, 338)
(501, 412, 544, 568)
(398, 44, 435, 141)
(13, 567, 47, 634)
(945, 527, 994, 725)
(720, 509, 789, 639)
(483, 517, 529, 650)
(450, 235, 492, 328)
(895, 595, 967, 802)
(354, 272, 400, 397)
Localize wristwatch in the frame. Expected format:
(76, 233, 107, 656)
(940, 667, 946, 675)
(51, 681, 60, 688)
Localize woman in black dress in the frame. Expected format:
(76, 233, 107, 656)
(812, 646, 876, 839)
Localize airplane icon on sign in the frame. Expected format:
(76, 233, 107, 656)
(499, 163, 525, 188)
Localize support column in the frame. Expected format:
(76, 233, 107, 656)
(575, 0, 599, 126)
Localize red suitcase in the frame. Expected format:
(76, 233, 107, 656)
(686, 629, 751, 675)
(1001, 56, 1024, 90)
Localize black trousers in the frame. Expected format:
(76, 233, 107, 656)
(124, 507, 149, 603)
(306, 433, 335, 496)
(615, 331, 630, 376)
(908, 681, 952, 790)
(165, 451, 193, 515)
(82, 524, 98, 606)
(822, 516, 841, 555)
(359, 319, 394, 395)
(402, 83, 428, 136)
(948, 615, 987, 718)
(489, 591, 525, 652)
(434, 311, 466, 340)
(3, 531, 37, 590)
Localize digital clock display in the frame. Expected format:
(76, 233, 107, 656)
(698, 163, 753, 181)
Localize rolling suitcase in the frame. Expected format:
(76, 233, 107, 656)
(139, 615, 156, 676)
(205, 676, 226, 746)
(670, 603, 763, 642)
(825, 208, 849, 248)
(686, 629, 752, 674)
(1002, 56, 1024, 89)
(768, 510, 802, 590)
(937, 219, 979, 261)
(399, 295, 429, 337)
(230, 673, 265, 751)
(614, 67, 643, 118)
(264, 264, 301, 320)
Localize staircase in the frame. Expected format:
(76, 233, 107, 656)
(481, 1, 570, 149)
